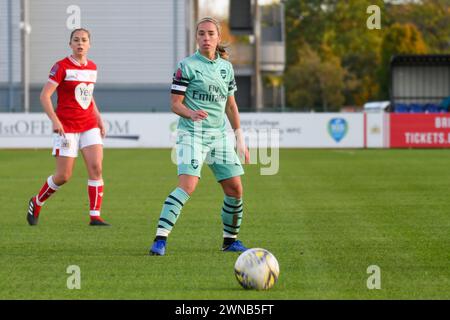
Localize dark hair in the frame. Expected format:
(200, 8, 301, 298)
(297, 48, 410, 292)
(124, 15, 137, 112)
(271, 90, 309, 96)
(70, 28, 91, 42)
(196, 17, 228, 60)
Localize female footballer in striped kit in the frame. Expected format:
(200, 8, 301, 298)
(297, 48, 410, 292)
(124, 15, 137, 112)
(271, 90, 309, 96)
(27, 28, 109, 226)
(149, 17, 250, 255)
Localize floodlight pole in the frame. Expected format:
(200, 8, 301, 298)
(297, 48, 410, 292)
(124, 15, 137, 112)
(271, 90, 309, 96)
(254, 0, 263, 111)
(21, 0, 31, 113)
(191, 0, 199, 53)
(7, 0, 14, 112)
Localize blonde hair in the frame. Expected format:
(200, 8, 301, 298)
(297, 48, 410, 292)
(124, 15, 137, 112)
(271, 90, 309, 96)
(196, 17, 229, 60)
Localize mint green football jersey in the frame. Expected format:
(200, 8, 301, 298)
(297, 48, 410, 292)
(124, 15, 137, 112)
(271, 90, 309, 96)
(171, 50, 237, 133)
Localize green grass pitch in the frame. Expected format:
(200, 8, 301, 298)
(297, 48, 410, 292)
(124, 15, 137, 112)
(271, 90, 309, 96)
(0, 149, 449, 299)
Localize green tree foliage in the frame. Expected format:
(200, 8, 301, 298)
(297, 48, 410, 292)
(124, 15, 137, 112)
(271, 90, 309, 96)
(323, 0, 385, 105)
(284, 0, 449, 110)
(285, 0, 333, 65)
(386, 0, 450, 53)
(378, 22, 428, 99)
(285, 45, 345, 111)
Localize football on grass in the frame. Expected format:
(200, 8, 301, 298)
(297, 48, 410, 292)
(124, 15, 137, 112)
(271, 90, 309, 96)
(234, 248, 280, 290)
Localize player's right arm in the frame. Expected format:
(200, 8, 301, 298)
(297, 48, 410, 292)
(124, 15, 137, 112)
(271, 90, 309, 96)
(170, 94, 207, 121)
(40, 82, 65, 136)
(170, 61, 207, 121)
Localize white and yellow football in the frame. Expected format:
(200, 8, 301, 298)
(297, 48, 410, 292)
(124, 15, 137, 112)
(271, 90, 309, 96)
(234, 248, 280, 290)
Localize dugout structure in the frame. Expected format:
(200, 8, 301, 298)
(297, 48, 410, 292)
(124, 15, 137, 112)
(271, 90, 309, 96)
(390, 54, 450, 113)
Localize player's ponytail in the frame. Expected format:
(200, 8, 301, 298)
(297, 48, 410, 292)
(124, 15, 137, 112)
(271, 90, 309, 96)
(196, 17, 229, 60)
(216, 44, 229, 60)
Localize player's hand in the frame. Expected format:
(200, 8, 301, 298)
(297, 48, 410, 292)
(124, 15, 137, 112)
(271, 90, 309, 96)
(52, 119, 65, 137)
(189, 109, 208, 121)
(235, 129, 249, 164)
(98, 119, 106, 138)
(237, 141, 250, 164)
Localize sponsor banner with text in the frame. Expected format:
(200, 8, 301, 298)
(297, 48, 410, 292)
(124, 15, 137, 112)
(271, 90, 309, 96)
(390, 114, 450, 148)
(0, 113, 368, 148)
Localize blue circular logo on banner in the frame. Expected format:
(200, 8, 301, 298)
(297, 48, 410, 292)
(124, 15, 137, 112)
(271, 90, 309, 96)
(328, 118, 348, 142)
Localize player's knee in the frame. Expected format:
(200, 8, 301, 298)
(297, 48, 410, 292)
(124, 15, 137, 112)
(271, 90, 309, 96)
(226, 185, 243, 199)
(180, 184, 196, 195)
(178, 175, 199, 195)
(54, 171, 72, 185)
(89, 163, 102, 179)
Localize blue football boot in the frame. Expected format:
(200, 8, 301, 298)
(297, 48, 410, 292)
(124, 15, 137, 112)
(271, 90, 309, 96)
(150, 239, 166, 256)
(222, 240, 248, 252)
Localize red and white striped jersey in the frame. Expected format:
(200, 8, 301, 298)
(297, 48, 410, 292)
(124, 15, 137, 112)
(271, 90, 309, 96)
(48, 56, 98, 133)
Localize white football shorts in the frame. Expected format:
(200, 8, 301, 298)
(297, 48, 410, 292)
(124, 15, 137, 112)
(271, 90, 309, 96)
(52, 127, 103, 158)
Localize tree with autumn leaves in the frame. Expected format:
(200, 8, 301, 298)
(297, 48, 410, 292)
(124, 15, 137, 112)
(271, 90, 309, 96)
(284, 0, 449, 111)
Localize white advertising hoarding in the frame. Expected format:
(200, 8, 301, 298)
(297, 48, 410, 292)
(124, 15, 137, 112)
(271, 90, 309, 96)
(365, 113, 387, 148)
(239, 113, 364, 148)
(0, 113, 179, 149)
(0, 113, 383, 148)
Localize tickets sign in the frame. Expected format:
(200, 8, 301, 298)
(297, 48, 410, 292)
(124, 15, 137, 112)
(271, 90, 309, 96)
(390, 114, 450, 148)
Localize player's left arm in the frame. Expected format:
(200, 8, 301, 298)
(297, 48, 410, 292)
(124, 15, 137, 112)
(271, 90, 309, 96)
(92, 97, 106, 138)
(226, 95, 250, 164)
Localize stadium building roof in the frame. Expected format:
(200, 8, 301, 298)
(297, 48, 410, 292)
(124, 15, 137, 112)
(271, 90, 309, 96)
(391, 54, 450, 66)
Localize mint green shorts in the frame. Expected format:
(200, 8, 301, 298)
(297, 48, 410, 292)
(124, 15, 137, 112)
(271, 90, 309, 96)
(176, 131, 244, 182)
